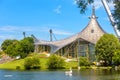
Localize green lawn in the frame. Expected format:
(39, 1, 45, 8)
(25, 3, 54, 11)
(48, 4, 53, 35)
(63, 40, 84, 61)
(0, 57, 78, 70)
(0, 53, 113, 70)
(0, 59, 25, 70)
(65, 61, 78, 69)
(0, 58, 49, 70)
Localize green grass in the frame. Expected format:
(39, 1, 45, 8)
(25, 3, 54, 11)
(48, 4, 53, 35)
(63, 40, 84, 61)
(40, 58, 48, 69)
(65, 61, 78, 69)
(0, 59, 24, 70)
(0, 58, 78, 70)
(0, 53, 78, 70)
(0, 58, 48, 70)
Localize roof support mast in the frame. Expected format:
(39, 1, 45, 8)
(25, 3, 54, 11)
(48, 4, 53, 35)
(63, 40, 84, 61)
(49, 29, 53, 41)
(101, 0, 120, 38)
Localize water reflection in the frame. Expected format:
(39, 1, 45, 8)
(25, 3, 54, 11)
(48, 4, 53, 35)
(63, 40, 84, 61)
(0, 69, 120, 80)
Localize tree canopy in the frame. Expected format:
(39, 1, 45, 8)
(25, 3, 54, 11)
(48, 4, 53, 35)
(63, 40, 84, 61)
(1, 39, 17, 51)
(18, 37, 34, 58)
(95, 34, 120, 66)
(1, 37, 34, 58)
(76, 0, 94, 13)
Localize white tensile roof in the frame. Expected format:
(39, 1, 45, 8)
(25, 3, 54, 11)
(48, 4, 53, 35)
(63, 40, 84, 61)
(32, 7, 106, 53)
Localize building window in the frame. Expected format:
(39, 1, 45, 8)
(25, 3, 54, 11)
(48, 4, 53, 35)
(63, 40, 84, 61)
(91, 29, 94, 33)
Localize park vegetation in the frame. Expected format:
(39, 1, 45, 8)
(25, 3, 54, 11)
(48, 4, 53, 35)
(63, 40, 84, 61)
(47, 54, 66, 69)
(79, 57, 90, 67)
(24, 56, 40, 70)
(1, 37, 34, 58)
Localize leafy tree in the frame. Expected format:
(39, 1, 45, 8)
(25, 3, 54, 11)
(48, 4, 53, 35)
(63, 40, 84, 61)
(1, 37, 34, 58)
(5, 40, 19, 57)
(18, 37, 34, 58)
(47, 54, 66, 69)
(76, 0, 112, 13)
(24, 56, 40, 70)
(95, 34, 120, 66)
(76, 0, 94, 13)
(1, 39, 17, 51)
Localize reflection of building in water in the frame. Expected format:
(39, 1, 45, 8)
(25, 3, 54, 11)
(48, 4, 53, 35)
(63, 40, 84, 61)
(32, 7, 106, 61)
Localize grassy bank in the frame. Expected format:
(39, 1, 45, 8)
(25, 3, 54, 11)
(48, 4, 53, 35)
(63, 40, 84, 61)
(0, 58, 49, 70)
(0, 59, 24, 70)
(0, 53, 112, 70)
(0, 59, 112, 70)
(0, 57, 78, 70)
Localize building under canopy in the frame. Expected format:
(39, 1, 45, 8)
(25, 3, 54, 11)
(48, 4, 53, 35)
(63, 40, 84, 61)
(32, 7, 106, 61)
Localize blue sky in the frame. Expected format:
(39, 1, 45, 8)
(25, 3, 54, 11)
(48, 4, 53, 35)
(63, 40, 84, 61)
(0, 0, 116, 45)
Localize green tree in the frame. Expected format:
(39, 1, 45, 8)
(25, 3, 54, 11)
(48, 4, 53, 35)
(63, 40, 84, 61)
(1, 37, 34, 58)
(5, 40, 19, 57)
(76, 0, 94, 13)
(16, 37, 34, 58)
(1, 39, 17, 51)
(95, 34, 120, 66)
(47, 54, 66, 69)
(76, 0, 112, 13)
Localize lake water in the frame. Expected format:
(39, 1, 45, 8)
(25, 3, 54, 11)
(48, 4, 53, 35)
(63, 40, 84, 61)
(0, 69, 120, 80)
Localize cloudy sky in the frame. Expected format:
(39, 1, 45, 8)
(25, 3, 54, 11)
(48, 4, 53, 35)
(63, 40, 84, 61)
(0, 0, 116, 45)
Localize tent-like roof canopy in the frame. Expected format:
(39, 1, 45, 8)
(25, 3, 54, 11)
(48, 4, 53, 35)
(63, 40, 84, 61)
(32, 6, 106, 53)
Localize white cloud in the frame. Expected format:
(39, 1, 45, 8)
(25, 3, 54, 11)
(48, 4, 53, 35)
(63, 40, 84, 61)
(0, 26, 40, 32)
(0, 34, 18, 45)
(0, 35, 15, 39)
(53, 29, 73, 35)
(0, 26, 19, 32)
(0, 25, 73, 38)
(54, 5, 62, 14)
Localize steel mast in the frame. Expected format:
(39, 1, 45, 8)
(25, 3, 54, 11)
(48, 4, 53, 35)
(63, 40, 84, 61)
(101, 0, 120, 38)
(49, 29, 53, 41)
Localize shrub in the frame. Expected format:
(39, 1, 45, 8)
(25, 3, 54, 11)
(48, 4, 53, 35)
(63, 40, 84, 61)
(16, 66, 21, 70)
(79, 56, 90, 67)
(24, 57, 40, 70)
(113, 50, 120, 66)
(47, 54, 65, 69)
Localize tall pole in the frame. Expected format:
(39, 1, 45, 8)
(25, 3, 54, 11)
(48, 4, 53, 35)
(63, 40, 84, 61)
(49, 29, 53, 41)
(23, 32, 26, 38)
(101, 0, 120, 38)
